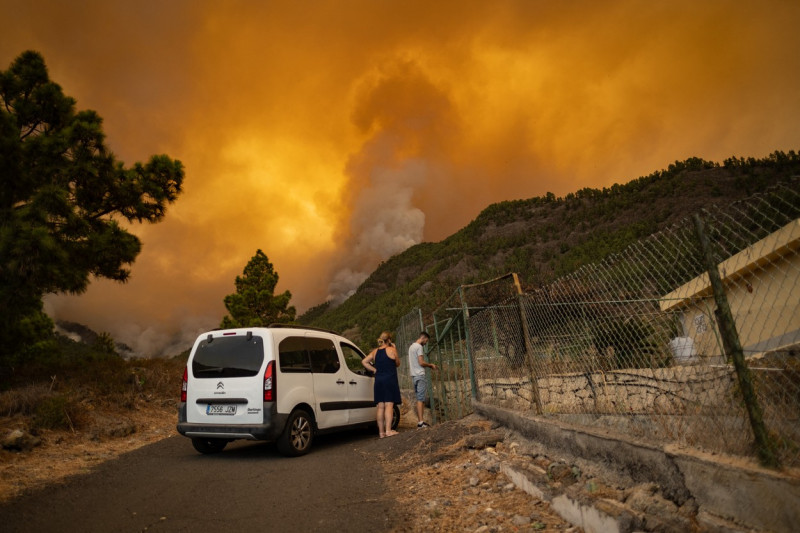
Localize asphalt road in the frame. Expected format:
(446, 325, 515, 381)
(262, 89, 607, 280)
(0, 429, 397, 532)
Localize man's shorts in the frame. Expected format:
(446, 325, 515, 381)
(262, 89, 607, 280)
(412, 375, 427, 403)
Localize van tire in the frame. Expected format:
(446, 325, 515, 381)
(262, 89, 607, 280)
(277, 409, 314, 456)
(391, 404, 400, 430)
(191, 437, 228, 454)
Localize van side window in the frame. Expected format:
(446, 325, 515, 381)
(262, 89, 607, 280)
(307, 337, 340, 373)
(279, 336, 311, 373)
(340, 343, 369, 375)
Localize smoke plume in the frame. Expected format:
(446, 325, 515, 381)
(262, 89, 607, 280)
(1, 0, 798, 356)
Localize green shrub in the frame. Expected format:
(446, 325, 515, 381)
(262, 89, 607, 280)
(32, 394, 80, 431)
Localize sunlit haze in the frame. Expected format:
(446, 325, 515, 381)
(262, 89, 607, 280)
(2, 0, 799, 356)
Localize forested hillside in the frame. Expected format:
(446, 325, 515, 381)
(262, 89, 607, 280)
(299, 151, 800, 350)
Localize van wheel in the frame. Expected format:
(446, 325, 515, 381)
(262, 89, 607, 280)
(277, 409, 314, 456)
(391, 404, 400, 431)
(192, 437, 228, 454)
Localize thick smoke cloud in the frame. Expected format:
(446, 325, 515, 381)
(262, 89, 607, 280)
(2, 0, 799, 356)
(327, 61, 451, 300)
(328, 159, 427, 302)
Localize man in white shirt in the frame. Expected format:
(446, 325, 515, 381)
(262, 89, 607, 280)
(408, 332, 437, 428)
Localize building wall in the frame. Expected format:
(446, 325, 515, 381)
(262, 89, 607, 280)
(663, 219, 800, 359)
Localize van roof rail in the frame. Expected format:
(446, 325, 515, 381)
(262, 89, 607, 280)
(266, 323, 340, 335)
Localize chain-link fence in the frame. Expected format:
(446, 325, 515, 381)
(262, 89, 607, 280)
(403, 180, 800, 469)
(397, 296, 473, 422)
(396, 308, 423, 393)
(396, 275, 524, 424)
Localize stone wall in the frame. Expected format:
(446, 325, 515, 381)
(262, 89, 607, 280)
(475, 365, 738, 414)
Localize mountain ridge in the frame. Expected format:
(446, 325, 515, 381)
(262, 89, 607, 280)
(299, 151, 800, 350)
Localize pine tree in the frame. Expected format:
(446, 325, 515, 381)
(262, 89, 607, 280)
(220, 250, 296, 328)
(0, 51, 184, 363)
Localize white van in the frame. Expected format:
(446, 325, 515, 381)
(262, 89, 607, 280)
(177, 325, 398, 456)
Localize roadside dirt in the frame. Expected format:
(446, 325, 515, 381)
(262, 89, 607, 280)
(0, 401, 176, 503)
(377, 410, 577, 532)
(1, 401, 576, 531)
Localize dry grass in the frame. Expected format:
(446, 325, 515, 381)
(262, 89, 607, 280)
(0, 401, 176, 502)
(0, 356, 185, 502)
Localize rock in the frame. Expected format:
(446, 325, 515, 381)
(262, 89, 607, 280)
(678, 497, 699, 518)
(108, 421, 136, 438)
(463, 430, 505, 449)
(89, 417, 137, 441)
(2, 429, 42, 452)
(511, 514, 531, 526)
(547, 462, 578, 485)
(625, 483, 692, 532)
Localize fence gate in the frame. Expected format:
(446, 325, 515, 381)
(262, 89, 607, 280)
(424, 305, 475, 423)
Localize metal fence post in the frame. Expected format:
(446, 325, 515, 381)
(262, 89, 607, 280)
(459, 286, 478, 399)
(429, 311, 441, 424)
(693, 214, 779, 468)
(513, 273, 543, 414)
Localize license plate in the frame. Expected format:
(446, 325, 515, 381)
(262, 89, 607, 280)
(206, 404, 237, 415)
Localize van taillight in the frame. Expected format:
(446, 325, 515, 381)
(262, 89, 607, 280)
(264, 360, 275, 402)
(181, 366, 188, 402)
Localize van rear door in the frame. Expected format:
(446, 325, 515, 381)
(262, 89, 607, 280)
(186, 332, 266, 425)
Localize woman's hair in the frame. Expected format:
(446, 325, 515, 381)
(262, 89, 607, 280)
(378, 331, 393, 345)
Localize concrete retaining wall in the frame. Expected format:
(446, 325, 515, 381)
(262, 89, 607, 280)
(475, 401, 800, 532)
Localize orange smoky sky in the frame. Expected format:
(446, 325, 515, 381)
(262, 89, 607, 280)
(2, 0, 799, 356)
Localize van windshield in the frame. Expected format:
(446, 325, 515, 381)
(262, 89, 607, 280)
(192, 335, 265, 378)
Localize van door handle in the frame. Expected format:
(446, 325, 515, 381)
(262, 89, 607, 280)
(349, 380, 357, 385)
(336, 379, 345, 384)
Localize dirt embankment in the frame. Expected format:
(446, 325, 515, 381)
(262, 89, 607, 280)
(1, 356, 185, 502)
(1, 398, 177, 502)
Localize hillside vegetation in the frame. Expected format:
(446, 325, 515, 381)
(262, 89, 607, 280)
(299, 151, 800, 350)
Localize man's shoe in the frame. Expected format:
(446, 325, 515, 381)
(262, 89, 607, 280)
(417, 421, 430, 429)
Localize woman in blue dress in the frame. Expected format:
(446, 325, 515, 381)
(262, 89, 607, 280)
(362, 331, 401, 437)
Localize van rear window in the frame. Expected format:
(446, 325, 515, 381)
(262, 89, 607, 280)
(192, 335, 265, 378)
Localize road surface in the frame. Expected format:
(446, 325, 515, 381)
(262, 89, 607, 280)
(0, 429, 397, 532)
